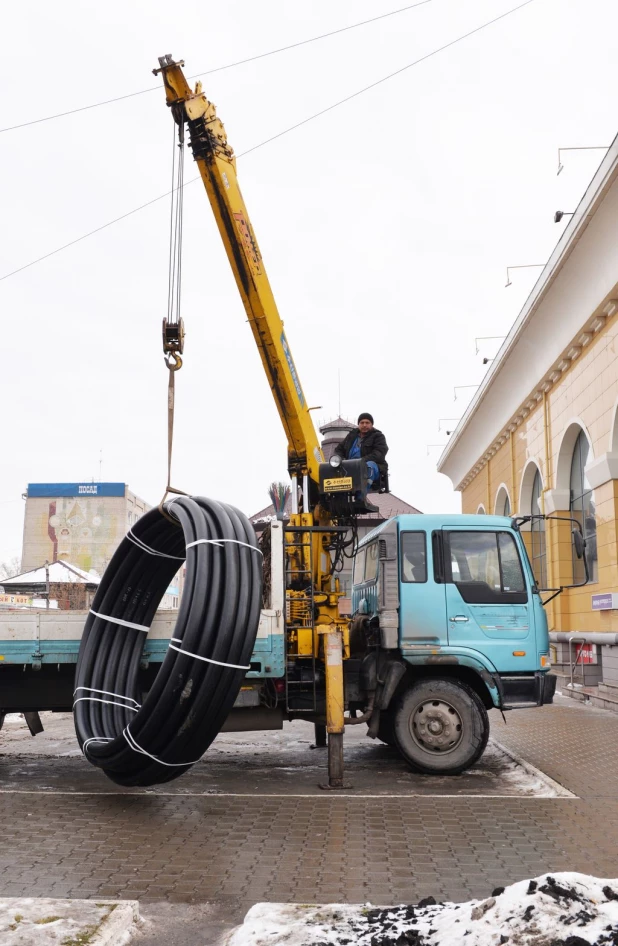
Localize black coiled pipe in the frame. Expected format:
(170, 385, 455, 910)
(73, 496, 262, 786)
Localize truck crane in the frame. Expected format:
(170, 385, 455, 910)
(151, 55, 563, 777)
(1, 56, 579, 784)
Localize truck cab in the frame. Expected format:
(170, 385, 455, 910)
(349, 513, 556, 774)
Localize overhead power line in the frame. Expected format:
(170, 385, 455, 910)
(241, 0, 537, 157)
(0, 182, 200, 281)
(0, 1, 432, 135)
(0, 0, 537, 283)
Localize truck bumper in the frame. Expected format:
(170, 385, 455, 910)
(499, 671, 557, 709)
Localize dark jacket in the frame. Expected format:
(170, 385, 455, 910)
(335, 427, 389, 473)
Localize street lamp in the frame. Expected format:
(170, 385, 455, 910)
(438, 418, 459, 432)
(557, 146, 609, 175)
(475, 336, 505, 355)
(454, 385, 479, 402)
(505, 264, 544, 288)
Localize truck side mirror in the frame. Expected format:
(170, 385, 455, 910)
(572, 529, 586, 560)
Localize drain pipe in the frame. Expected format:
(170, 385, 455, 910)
(549, 632, 618, 645)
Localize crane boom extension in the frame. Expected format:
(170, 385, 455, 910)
(154, 55, 323, 483)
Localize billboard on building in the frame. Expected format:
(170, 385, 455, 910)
(27, 483, 126, 498)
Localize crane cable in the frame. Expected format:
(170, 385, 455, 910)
(167, 121, 185, 337)
(161, 121, 187, 517)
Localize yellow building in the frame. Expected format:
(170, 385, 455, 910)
(438, 136, 618, 654)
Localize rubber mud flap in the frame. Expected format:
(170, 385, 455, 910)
(541, 671, 557, 704)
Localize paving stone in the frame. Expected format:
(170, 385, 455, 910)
(1, 701, 618, 912)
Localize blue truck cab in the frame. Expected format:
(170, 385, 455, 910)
(348, 513, 556, 774)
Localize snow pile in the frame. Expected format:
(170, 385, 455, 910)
(0, 897, 136, 946)
(227, 873, 618, 946)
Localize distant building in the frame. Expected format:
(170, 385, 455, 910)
(1, 560, 99, 610)
(20, 482, 182, 608)
(251, 417, 421, 597)
(21, 483, 149, 576)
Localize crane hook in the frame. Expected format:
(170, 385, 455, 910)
(164, 351, 183, 371)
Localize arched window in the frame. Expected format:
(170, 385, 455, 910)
(570, 431, 597, 582)
(495, 487, 511, 517)
(530, 469, 546, 588)
(477, 504, 486, 515)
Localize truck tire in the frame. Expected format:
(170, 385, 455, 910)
(393, 677, 489, 775)
(0, 712, 4, 733)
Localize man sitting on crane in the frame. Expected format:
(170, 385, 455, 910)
(334, 413, 389, 491)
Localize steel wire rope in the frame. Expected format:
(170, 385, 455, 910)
(166, 125, 177, 326)
(0, 1, 432, 134)
(174, 128, 185, 328)
(0, 0, 538, 285)
(74, 496, 262, 786)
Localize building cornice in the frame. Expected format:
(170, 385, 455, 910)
(454, 303, 616, 492)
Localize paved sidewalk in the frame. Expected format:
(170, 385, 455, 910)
(1, 697, 617, 945)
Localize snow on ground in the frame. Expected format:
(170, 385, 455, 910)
(468, 740, 572, 797)
(0, 897, 136, 945)
(226, 873, 618, 946)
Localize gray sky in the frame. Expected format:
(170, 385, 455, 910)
(2, 0, 617, 564)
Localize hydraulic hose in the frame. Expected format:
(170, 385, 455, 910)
(73, 495, 262, 787)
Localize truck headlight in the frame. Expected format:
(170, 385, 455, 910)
(540, 653, 551, 668)
(330, 455, 342, 468)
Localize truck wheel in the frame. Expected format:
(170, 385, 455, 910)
(393, 678, 489, 775)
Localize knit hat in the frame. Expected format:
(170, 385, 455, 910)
(358, 412, 374, 424)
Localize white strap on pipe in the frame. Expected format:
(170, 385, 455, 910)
(126, 530, 185, 561)
(169, 638, 250, 670)
(123, 726, 201, 767)
(163, 497, 182, 519)
(185, 538, 262, 554)
(89, 610, 150, 633)
(82, 736, 114, 755)
(73, 686, 140, 706)
(74, 697, 139, 712)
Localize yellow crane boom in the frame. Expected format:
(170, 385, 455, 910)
(156, 55, 353, 787)
(154, 55, 323, 484)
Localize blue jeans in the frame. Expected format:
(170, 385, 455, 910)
(366, 461, 379, 487)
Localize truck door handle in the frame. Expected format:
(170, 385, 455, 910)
(449, 615, 469, 623)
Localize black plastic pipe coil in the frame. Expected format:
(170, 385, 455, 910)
(73, 496, 262, 786)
